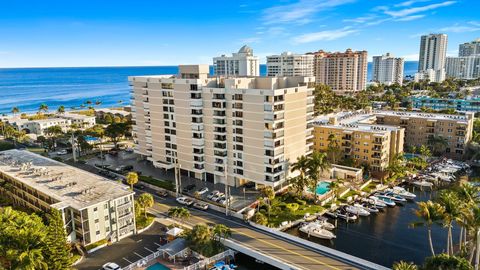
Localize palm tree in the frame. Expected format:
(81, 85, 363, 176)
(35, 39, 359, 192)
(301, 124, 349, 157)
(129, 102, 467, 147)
(44, 125, 63, 150)
(419, 145, 431, 162)
(289, 175, 309, 196)
(137, 193, 154, 218)
(307, 151, 330, 201)
(411, 201, 445, 256)
(291, 155, 309, 178)
(457, 183, 480, 250)
(167, 207, 190, 225)
(392, 261, 417, 270)
(327, 134, 341, 164)
(328, 178, 344, 202)
(38, 103, 49, 114)
(428, 135, 449, 156)
(57, 106, 65, 115)
(212, 224, 232, 243)
(437, 190, 462, 255)
(11, 107, 19, 116)
(126, 172, 138, 190)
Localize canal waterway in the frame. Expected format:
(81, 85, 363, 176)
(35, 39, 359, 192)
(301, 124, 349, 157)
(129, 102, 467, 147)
(286, 186, 458, 267)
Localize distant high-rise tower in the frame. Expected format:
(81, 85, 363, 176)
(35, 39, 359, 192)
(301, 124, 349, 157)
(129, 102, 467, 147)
(266, 52, 314, 77)
(415, 34, 447, 82)
(310, 49, 368, 93)
(372, 53, 404, 85)
(213, 45, 260, 77)
(459, 38, 480, 56)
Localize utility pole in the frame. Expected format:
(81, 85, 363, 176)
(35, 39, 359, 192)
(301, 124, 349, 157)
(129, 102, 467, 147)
(173, 152, 180, 198)
(224, 162, 229, 216)
(71, 132, 77, 162)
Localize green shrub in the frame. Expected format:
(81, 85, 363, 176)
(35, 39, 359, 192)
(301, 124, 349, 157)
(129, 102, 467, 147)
(295, 198, 307, 205)
(286, 203, 299, 213)
(0, 142, 14, 151)
(139, 175, 174, 191)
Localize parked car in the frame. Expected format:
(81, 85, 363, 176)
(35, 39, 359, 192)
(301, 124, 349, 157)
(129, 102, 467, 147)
(102, 262, 122, 270)
(176, 197, 194, 206)
(134, 183, 145, 189)
(197, 187, 209, 195)
(219, 198, 231, 205)
(193, 202, 209, 210)
(56, 149, 68, 155)
(211, 193, 225, 202)
(156, 190, 168, 197)
(207, 190, 220, 200)
(115, 165, 134, 173)
(182, 184, 196, 193)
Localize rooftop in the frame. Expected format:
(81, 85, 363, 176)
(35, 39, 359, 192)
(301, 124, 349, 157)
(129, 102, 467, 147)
(374, 110, 473, 123)
(0, 149, 133, 210)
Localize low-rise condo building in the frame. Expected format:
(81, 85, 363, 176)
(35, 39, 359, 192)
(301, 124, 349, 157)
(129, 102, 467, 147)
(266, 52, 314, 77)
(313, 112, 404, 176)
(213, 45, 260, 77)
(410, 96, 480, 112)
(61, 113, 96, 128)
(9, 117, 72, 135)
(129, 65, 315, 188)
(0, 150, 136, 245)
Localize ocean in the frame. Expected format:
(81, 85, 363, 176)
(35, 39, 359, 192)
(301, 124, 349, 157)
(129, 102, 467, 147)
(0, 62, 418, 114)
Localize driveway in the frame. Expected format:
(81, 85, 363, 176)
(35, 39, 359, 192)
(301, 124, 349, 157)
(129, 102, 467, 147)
(76, 222, 166, 270)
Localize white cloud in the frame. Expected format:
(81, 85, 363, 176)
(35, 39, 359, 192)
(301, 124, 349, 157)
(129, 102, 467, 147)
(343, 15, 376, 24)
(395, 14, 426, 21)
(262, 0, 355, 25)
(384, 1, 456, 17)
(439, 25, 480, 33)
(394, 0, 431, 7)
(293, 27, 358, 44)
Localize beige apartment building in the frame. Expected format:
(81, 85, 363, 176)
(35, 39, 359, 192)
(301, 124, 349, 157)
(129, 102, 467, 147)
(313, 111, 404, 176)
(309, 49, 368, 93)
(129, 65, 315, 188)
(0, 150, 136, 246)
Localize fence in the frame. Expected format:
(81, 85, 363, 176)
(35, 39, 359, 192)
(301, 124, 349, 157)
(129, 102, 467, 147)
(183, 249, 236, 270)
(123, 251, 161, 270)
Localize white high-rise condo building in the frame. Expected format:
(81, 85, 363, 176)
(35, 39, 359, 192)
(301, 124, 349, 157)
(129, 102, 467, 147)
(266, 52, 314, 77)
(129, 65, 315, 188)
(213, 45, 260, 77)
(446, 55, 480, 79)
(459, 39, 480, 57)
(415, 33, 448, 83)
(372, 53, 404, 85)
(309, 49, 368, 94)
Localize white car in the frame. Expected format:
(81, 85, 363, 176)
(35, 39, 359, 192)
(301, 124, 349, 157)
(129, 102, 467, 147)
(207, 190, 220, 200)
(197, 187, 209, 195)
(103, 262, 122, 270)
(176, 196, 194, 206)
(56, 149, 68, 155)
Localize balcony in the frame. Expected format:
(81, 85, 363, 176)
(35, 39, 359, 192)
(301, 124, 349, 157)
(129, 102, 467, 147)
(191, 99, 202, 107)
(214, 150, 227, 157)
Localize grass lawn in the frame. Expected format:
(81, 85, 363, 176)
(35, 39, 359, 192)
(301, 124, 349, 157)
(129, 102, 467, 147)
(139, 175, 174, 191)
(361, 182, 378, 193)
(27, 147, 46, 154)
(136, 213, 155, 230)
(261, 193, 324, 227)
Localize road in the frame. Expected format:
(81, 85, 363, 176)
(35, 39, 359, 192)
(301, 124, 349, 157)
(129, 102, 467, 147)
(151, 196, 362, 270)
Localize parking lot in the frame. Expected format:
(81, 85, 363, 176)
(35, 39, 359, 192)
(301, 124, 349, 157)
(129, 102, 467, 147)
(76, 222, 166, 270)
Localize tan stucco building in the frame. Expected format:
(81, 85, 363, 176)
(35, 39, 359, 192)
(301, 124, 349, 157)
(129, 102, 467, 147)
(129, 65, 315, 188)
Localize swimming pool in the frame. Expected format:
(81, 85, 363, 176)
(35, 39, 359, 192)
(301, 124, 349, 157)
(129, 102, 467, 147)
(404, 153, 418, 160)
(146, 263, 170, 270)
(84, 135, 100, 142)
(315, 181, 331, 195)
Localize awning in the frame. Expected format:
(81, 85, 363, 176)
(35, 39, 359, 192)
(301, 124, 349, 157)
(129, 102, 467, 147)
(158, 238, 188, 257)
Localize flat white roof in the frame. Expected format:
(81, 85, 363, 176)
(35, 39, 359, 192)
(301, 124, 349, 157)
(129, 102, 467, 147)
(374, 110, 471, 123)
(0, 149, 133, 210)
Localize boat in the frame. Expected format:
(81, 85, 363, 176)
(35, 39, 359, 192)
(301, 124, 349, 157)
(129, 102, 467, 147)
(315, 217, 335, 230)
(354, 202, 379, 213)
(381, 192, 407, 203)
(324, 211, 338, 219)
(386, 187, 416, 200)
(345, 205, 370, 216)
(413, 180, 434, 188)
(370, 195, 396, 207)
(336, 208, 358, 222)
(209, 261, 237, 270)
(299, 222, 336, 240)
(362, 197, 386, 209)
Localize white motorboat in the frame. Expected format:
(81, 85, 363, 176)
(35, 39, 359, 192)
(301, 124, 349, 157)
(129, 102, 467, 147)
(413, 180, 434, 188)
(362, 198, 386, 209)
(381, 192, 407, 203)
(354, 202, 379, 213)
(299, 222, 336, 240)
(386, 187, 416, 200)
(345, 205, 370, 216)
(370, 195, 396, 207)
(315, 217, 335, 230)
(336, 209, 358, 222)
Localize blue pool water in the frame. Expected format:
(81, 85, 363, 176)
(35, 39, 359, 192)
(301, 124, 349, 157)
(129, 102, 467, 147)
(84, 135, 100, 142)
(316, 181, 331, 195)
(146, 263, 170, 270)
(404, 153, 418, 160)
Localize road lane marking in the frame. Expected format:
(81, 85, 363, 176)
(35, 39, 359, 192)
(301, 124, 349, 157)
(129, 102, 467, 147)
(153, 202, 342, 270)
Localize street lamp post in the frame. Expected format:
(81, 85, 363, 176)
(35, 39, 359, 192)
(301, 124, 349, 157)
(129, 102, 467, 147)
(224, 163, 229, 216)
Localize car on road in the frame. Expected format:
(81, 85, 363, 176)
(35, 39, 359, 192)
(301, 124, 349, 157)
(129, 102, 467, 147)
(133, 183, 145, 189)
(176, 196, 194, 206)
(219, 197, 231, 205)
(196, 187, 209, 195)
(211, 193, 225, 202)
(156, 190, 169, 197)
(182, 184, 196, 193)
(102, 262, 122, 270)
(114, 165, 134, 173)
(207, 190, 220, 200)
(56, 149, 68, 155)
(193, 202, 209, 210)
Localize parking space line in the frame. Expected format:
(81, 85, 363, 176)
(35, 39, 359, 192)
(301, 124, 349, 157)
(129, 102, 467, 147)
(123, 257, 133, 264)
(154, 242, 162, 247)
(144, 247, 155, 253)
(134, 252, 144, 259)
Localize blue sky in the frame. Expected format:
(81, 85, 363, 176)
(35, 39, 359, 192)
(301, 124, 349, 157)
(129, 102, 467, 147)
(0, 0, 478, 68)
